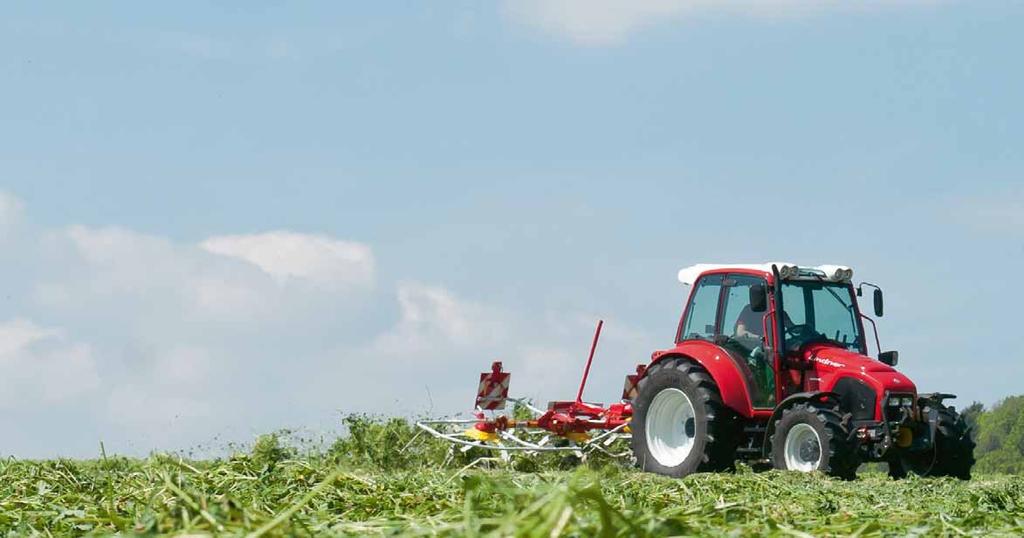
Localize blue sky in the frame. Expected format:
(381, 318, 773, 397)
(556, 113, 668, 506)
(1, 1, 1022, 457)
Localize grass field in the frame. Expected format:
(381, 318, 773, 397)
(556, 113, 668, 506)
(2, 420, 1022, 536)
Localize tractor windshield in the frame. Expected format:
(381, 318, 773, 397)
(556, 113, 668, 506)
(780, 280, 865, 354)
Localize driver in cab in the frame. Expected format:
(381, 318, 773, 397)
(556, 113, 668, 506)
(731, 294, 776, 407)
(736, 301, 794, 340)
(735, 305, 763, 340)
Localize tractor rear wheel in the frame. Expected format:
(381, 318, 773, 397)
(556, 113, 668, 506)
(893, 401, 975, 480)
(630, 357, 739, 477)
(770, 401, 860, 480)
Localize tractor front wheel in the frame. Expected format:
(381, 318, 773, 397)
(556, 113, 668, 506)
(631, 358, 738, 478)
(770, 401, 860, 480)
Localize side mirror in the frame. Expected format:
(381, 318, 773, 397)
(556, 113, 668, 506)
(749, 284, 767, 313)
(873, 289, 884, 317)
(879, 350, 899, 366)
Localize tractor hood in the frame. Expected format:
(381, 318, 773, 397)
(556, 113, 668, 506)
(802, 345, 917, 394)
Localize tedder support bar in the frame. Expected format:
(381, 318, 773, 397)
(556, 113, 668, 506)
(576, 319, 603, 404)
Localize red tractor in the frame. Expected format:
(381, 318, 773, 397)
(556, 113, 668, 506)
(631, 263, 975, 479)
(418, 262, 974, 480)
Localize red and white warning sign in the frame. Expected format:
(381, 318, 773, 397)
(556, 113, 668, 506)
(475, 361, 511, 410)
(621, 364, 647, 401)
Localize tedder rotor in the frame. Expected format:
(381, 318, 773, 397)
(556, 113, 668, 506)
(417, 320, 641, 459)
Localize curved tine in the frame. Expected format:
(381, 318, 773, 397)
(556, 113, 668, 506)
(416, 419, 483, 426)
(417, 422, 580, 452)
(603, 433, 632, 447)
(416, 423, 491, 449)
(580, 436, 631, 458)
(497, 430, 546, 449)
(493, 441, 512, 461)
(491, 430, 589, 452)
(585, 423, 629, 445)
(506, 398, 546, 416)
(587, 444, 633, 458)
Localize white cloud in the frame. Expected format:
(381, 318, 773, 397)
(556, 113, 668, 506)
(64, 225, 181, 281)
(188, 274, 271, 321)
(35, 226, 376, 328)
(0, 318, 100, 407)
(1, 220, 385, 456)
(391, 282, 503, 346)
(503, 0, 938, 46)
(201, 231, 375, 292)
(37, 226, 270, 324)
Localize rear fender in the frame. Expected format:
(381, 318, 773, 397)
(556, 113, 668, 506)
(762, 391, 840, 457)
(650, 341, 756, 418)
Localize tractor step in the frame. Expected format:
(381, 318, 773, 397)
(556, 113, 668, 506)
(737, 423, 768, 456)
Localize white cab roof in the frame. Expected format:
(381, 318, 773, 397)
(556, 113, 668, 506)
(677, 262, 852, 286)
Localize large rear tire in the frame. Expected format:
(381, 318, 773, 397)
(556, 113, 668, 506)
(894, 401, 975, 480)
(770, 401, 860, 480)
(630, 357, 739, 477)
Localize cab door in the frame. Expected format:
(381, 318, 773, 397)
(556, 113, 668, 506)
(718, 274, 777, 409)
(677, 273, 778, 409)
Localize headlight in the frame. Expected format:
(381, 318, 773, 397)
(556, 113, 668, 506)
(888, 396, 915, 407)
(815, 265, 853, 281)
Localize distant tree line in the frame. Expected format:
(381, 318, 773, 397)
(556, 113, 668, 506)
(960, 396, 1024, 474)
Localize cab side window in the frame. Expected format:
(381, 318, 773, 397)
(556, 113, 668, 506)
(721, 275, 769, 339)
(679, 275, 723, 341)
(781, 284, 807, 326)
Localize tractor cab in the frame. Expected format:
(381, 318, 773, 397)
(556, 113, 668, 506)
(673, 263, 901, 413)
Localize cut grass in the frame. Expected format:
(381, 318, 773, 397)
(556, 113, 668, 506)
(1, 423, 1022, 536)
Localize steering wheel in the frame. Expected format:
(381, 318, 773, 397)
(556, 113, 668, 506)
(784, 323, 818, 342)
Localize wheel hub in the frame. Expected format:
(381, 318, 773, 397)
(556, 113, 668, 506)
(645, 388, 697, 467)
(784, 423, 823, 472)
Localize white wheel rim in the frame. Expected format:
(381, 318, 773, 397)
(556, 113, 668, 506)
(645, 388, 697, 467)
(784, 423, 823, 472)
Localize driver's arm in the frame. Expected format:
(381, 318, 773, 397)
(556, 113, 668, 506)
(736, 321, 760, 339)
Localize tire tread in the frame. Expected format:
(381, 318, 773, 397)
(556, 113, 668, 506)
(770, 401, 860, 480)
(631, 357, 740, 476)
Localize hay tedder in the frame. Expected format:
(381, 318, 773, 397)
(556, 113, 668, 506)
(419, 263, 976, 479)
(416, 320, 640, 458)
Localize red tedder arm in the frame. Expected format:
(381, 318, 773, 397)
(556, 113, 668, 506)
(575, 320, 604, 404)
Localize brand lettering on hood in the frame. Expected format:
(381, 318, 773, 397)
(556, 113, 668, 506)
(812, 356, 846, 368)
